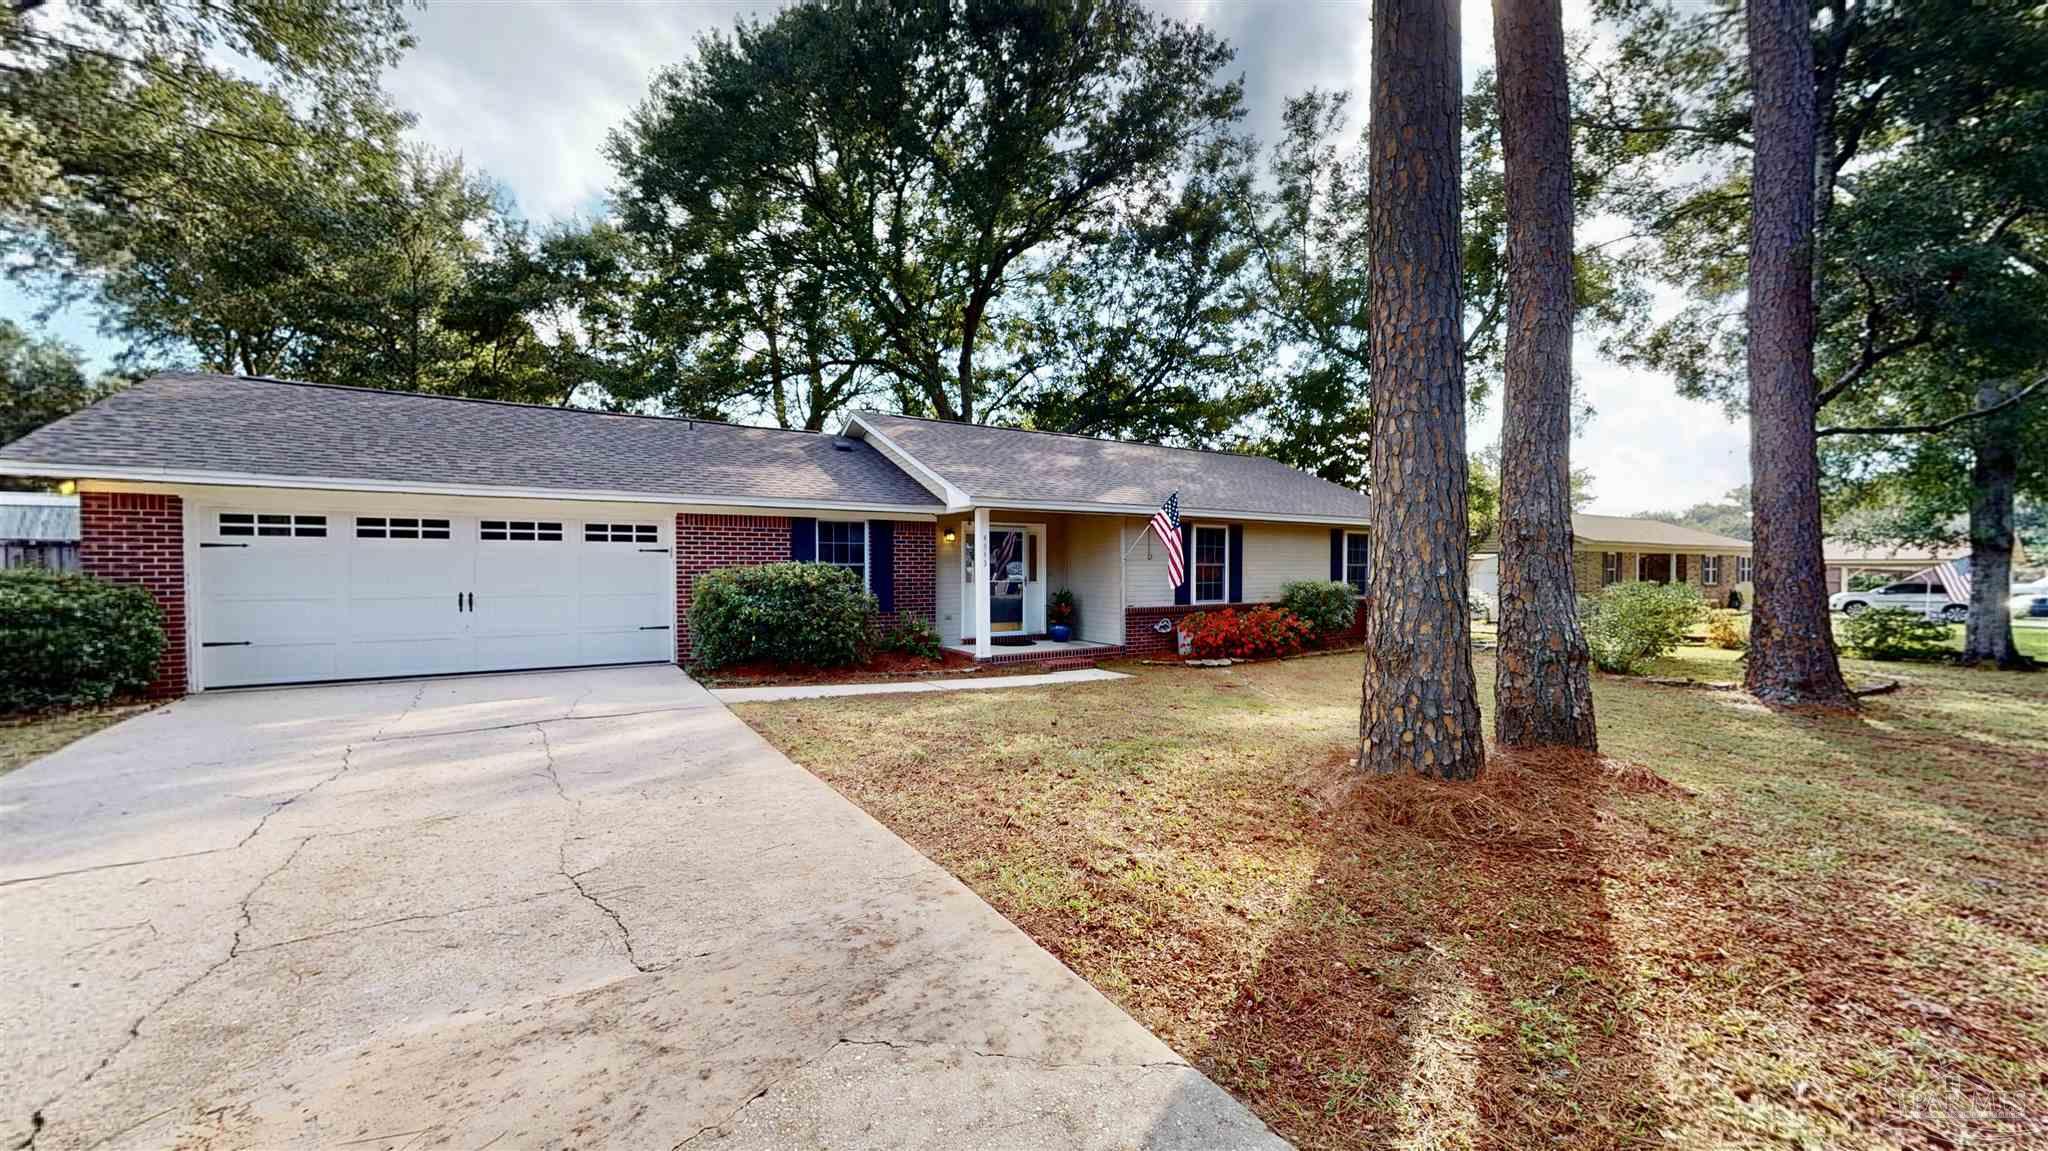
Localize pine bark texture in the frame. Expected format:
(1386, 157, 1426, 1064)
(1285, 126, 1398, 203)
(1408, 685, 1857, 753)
(1490, 0, 1597, 750)
(1963, 382, 2026, 668)
(1742, 0, 1856, 708)
(1361, 0, 1486, 780)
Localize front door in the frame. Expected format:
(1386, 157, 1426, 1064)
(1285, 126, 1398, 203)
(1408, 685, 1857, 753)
(963, 524, 1043, 637)
(1640, 554, 1672, 584)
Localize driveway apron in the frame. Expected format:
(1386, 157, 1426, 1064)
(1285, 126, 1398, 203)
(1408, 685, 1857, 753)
(1, 665, 1285, 1150)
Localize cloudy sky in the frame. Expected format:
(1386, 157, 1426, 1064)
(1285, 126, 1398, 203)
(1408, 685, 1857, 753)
(2, 0, 1749, 515)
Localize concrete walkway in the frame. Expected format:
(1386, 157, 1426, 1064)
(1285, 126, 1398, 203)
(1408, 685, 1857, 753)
(712, 666, 1129, 703)
(1, 665, 1282, 1150)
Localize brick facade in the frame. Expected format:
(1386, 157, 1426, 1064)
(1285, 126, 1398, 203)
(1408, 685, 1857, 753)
(878, 521, 937, 631)
(675, 513, 792, 659)
(1124, 599, 1369, 657)
(673, 514, 942, 660)
(79, 491, 187, 697)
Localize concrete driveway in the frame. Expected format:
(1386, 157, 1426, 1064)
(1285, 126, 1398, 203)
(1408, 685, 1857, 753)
(2, 666, 1283, 1150)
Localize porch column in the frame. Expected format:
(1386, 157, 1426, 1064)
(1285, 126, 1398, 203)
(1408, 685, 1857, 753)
(1670, 552, 1679, 586)
(974, 507, 992, 661)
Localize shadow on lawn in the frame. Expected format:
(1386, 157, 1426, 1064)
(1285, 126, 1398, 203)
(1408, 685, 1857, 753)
(1193, 746, 1672, 1151)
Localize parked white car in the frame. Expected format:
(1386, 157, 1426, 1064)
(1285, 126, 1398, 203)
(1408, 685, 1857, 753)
(2011, 579, 2048, 619)
(1829, 579, 1968, 622)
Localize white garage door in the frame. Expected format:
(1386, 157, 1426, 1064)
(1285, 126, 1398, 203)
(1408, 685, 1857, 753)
(197, 508, 672, 688)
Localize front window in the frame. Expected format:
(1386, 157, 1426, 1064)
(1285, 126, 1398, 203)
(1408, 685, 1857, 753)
(1737, 556, 1753, 583)
(1192, 524, 1228, 603)
(1344, 532, 1370, 594)
(1701, 555, 1722, 584)
(1602, 552, 1621, 585)
(817, 520, 867, 586)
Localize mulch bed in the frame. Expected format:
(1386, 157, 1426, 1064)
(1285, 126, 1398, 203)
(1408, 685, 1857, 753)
(695, 648, 1062, 687)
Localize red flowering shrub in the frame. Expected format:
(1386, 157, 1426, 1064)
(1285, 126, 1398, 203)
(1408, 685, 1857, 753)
(1178, 606, 1312, 660)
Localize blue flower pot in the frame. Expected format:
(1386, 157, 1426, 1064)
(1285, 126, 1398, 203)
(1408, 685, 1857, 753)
(1048, 624, 1072, 642)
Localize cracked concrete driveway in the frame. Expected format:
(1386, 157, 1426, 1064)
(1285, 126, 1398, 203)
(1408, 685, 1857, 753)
(2, 666, 1285, 1150)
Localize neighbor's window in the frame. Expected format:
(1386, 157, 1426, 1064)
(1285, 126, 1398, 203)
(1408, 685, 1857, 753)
(1192, 524, 1228, 603)
(1737, 556, 1753, 583)
(1602, 552, 1621, 585)
(1700, 554, 1722, 584)
(817, 520, 867, 586)
(1344, 532, 1370, 594)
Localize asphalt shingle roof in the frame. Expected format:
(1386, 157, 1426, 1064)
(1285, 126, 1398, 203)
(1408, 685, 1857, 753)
(854, 412, 1369, 521)
(0, 374, 944, 509)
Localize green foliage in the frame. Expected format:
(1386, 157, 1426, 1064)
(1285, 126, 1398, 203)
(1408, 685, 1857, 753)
(1277, 581, 1357, 639)
(1704, 609, 1749, 651)
(0, 571, 165, 712)
(610, 0, 1247, 431)
(1047, 588, 1077, 628)
(1635, 486, 1752, 542)
(1581, 582, 1705, 675)
(689, 563, 875, 670)
(876, 614, 943, 661)
(1, 320, 118, 466)
(1839, 608, 1952, 663)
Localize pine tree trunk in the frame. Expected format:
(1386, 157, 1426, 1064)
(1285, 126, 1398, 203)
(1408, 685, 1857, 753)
(1963, 382, 2027, 668)
(1491, 0, 1597, 750)
(1361, 0, 1486, 781)
(1743, 0, 1857, 708)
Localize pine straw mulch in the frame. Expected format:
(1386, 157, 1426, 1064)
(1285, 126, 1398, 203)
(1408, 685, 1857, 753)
(737, 656, 2048, 1151)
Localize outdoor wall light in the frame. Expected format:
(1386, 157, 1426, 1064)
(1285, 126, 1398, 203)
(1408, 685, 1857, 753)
(943, 528, 957, 543)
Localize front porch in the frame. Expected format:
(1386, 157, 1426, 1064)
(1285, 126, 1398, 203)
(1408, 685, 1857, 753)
(945, 636, 1124, 668)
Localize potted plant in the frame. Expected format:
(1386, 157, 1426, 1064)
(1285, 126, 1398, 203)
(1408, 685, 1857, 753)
(1047, 588, 1077, 642)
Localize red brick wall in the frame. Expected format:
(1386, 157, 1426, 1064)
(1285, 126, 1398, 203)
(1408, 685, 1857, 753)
(1125, 599, 1368, 657)
(880, 520, 937, 629)
(675, 513, 792, 659)
(79, 491, 187, 697)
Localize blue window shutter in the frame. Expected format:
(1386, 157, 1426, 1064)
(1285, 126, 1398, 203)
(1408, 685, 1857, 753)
(869, 520, 894, 611)
(1330, 528, 1344, 582)
(790, 517, 816, 562)
(1174, 523, 1193, 605)
(1228, 523, 1245, 603)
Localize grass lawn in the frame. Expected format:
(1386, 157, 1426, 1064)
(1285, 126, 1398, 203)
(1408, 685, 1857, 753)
(736, 647, 2046, 1150)
(0, 706, 149, 775)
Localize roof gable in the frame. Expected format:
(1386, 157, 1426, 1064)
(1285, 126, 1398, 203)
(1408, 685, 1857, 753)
(851, 411, 1368, 522)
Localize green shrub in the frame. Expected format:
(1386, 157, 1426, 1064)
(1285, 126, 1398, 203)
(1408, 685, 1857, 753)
(876, 614, 943, 660)
(0, 570, 166, 712)
(1580, 582, 1705, 675)
(1838, 607, 1951, 662)
(1278, 580, 1358, 639)
(1704, 609, 1749, 651)
(690, 562, 875, 670)
(1048, 587, 1077, 629)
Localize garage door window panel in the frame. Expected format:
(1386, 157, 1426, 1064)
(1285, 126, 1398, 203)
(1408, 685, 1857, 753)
(481, 520, 563, 542)
(585, 522, 659, 544)
(220, 512, 326, 539)
(357, 516, 451, 540)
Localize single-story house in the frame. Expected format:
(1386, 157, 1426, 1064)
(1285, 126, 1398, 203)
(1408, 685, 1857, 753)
(0, 373, 1370, 695)
(1820, 538, 1999, 595)
(1471, 513, 1754, 612)
(0, 491, 80, 572)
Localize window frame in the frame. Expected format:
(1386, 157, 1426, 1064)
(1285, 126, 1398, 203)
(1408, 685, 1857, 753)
(1190, 523, 1230, 605)
(1737, 555, 1754, 583)
(1343, 531, 1370, 595)
(1700, 554, 1722, 585)
(1601, 551, 1621, 586)
(816, 518, 870, 589)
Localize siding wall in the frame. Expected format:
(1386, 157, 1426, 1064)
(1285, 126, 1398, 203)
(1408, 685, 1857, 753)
(1127, 518, 1338, 608)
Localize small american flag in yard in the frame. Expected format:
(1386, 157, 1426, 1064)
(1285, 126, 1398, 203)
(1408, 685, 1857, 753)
(1150, 492, 1184, 592)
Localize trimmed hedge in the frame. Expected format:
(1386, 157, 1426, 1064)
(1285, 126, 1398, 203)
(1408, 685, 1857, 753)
(690, 562, 875, 670)
(1839, 607, 1951, 662)
(1580, 581, 1704, 675)
(1278, 580, 1358, 639)
(0, 570, 166, 712)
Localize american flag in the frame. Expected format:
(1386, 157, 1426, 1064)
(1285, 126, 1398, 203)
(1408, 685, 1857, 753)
(1150, 492, 1184, 592)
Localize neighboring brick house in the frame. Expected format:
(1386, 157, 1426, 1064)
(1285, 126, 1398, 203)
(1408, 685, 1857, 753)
(0, 373, 1369, 694)
(1473, 513, 1753, 613)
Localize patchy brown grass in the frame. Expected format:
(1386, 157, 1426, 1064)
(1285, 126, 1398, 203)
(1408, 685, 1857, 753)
(0, 705, 149, 775)
(735, 648, 2048, 1150)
